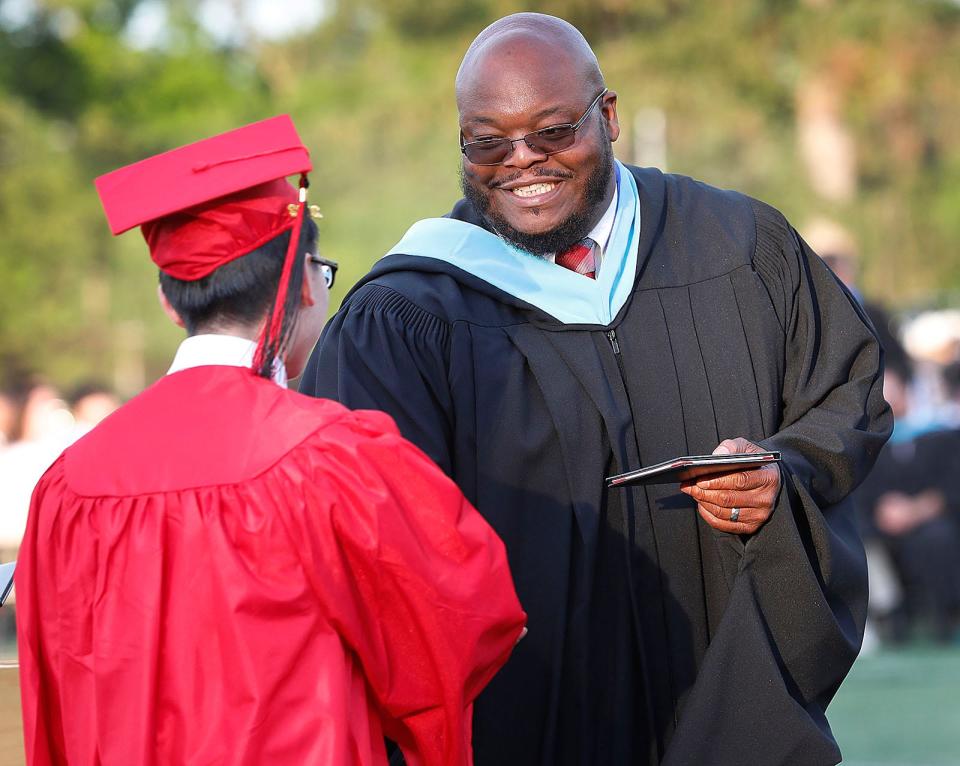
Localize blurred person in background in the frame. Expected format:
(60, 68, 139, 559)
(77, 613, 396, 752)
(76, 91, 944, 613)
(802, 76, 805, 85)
(855, 359, 960, 643)
(0, 381, 76, 553)
(302, 13, 890, 766)
(803, 217, 911, 379)
(15, 383, 75, 444)
(0, 381, 119, 553)
(66, 382, 121, 435)
(901, 309, 960, 432)
(941, 359, 960, 426)
(16, 116, 525, 766)
(816, 212, 960, 643)
(0, 389, 17, 449)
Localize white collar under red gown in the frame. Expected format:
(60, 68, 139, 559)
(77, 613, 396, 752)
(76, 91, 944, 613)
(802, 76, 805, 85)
(167, 333, 288, 387)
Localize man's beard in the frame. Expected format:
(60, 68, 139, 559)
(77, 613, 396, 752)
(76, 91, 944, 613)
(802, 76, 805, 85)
(460, 140, 615, 257)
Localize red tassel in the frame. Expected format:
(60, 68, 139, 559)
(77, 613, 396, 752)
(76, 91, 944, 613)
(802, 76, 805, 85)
(253, 175, 307, 376)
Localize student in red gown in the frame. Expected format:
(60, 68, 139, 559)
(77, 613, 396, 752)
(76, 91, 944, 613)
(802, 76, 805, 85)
(15, 115, 525, 766)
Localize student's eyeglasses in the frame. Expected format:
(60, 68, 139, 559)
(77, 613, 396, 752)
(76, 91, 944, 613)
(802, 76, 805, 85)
(459, 89, 609, 166)
(309, 255, 338, 289)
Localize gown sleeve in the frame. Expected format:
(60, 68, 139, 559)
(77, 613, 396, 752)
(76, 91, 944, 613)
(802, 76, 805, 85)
(664, 203, 892, 765)
(288, 410, 526, 766)
(752, 201, 892, 505)
(15, 457, 70, 766)
(299, 283, 455, 475)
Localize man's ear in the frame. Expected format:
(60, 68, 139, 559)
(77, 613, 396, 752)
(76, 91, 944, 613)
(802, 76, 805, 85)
(157, 283, 186, 328)
(601, 90, 621, 143)
(300, 254, 316, 308)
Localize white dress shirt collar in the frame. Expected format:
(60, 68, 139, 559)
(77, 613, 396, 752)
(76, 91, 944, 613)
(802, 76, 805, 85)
(586, 184, 619, 255)
(167, 334, 288, 388)
(545, 184, 619, 267)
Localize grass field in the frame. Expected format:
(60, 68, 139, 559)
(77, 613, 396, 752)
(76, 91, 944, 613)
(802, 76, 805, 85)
(831, 645, 960, 766)
(0, 645, 957, 764)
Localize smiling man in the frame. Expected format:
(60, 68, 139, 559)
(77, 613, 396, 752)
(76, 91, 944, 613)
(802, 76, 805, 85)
(455, 22, 616, 260)
(301, 13, 892, 766)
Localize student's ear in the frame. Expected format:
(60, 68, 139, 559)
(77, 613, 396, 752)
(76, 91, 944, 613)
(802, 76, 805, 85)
(157, 284, 186, 328)
(300, 254, 316, 308)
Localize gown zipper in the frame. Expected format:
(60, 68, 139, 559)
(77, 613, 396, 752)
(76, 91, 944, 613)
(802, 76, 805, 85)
(605, 324, 680, 733)
(606, 328, 621, 356)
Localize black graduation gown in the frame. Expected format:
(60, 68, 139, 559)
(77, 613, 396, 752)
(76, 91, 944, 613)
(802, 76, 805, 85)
(300, 165, 892, 766)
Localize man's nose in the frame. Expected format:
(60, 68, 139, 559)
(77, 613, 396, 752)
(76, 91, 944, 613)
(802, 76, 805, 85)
(503, 138, 548, 169)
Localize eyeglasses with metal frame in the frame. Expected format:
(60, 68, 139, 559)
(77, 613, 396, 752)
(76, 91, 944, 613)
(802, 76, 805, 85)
(459, 88, 609, 166)
(308, 254, 338, 289)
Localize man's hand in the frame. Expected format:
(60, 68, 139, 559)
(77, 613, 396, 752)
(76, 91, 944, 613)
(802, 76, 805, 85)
(679, 437, 780, 535)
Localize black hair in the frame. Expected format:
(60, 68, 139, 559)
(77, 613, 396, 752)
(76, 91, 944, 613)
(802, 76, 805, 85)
(159, 217, 318, 378)
(67, 381, 116, 408)
(944, 360, 960, 399)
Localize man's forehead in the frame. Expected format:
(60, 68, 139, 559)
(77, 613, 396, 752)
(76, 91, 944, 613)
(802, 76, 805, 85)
(459, 29, 572, 91)
(457, 36, 587, 121)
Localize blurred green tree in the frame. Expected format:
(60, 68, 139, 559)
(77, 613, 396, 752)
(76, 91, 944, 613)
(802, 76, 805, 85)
(0, 0, 959, 394)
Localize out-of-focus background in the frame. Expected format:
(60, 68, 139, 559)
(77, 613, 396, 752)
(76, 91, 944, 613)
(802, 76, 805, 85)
(2, 0, 960, 763)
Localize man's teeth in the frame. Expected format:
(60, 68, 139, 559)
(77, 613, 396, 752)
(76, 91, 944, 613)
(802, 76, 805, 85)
(511, 182, 556, 197)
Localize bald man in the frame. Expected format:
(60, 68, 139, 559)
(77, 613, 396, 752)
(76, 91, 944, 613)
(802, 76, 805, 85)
(302, 13, 891, 766)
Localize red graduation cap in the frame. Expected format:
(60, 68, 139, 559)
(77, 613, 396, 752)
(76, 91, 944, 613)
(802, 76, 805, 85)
(95, 114, 311, 280)
(95, 115, 314, 376)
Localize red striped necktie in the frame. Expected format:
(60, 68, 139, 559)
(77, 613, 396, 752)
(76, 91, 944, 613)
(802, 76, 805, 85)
(556, 238, 597, 279)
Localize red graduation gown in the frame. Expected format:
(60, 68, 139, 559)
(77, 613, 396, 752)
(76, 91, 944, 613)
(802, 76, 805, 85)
(16, 365, 525, 766)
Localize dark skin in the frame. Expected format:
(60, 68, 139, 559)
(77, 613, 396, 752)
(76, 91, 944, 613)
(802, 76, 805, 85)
(680, 438, 781, 535)
(456, 25, 619, 243)
(456, 13, 780, 534)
